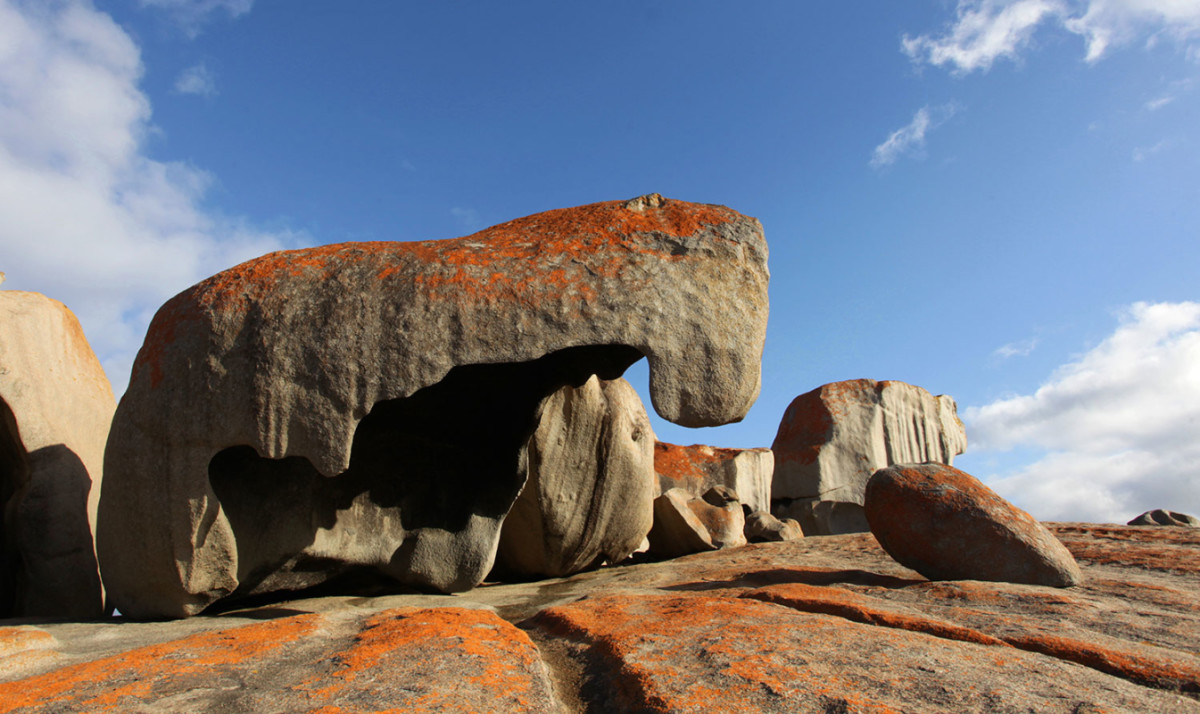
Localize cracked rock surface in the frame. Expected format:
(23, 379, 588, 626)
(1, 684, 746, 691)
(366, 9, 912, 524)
(3, 524, 1199, 711)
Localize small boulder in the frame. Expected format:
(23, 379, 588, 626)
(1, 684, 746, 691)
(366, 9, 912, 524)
(772, 379, 966, 535)
(653, 442, 773, 514)
(1128, 509, 1200, 527)
(744, 511, 803, 543)
(864, 463, 1082, 588)
(695, 486, 747, 549)
(495, 376, 655, 578)
(647, 488, 715, 558)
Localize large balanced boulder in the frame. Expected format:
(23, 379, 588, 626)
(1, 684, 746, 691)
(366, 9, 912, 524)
(0, 291, 115, 618)
(495, 376, 655, 579)
(772, 379, 967, 535)
(653, 441, 773, 514)
(865, 463, 1082, 587)
(98, 195, 770, 618)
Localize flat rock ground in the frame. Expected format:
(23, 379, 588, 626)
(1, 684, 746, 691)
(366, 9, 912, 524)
(1, 524, 1198, 713)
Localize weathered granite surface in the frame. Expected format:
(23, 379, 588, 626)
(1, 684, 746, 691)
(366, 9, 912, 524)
(3, 524, 1197, 711)
(98, 195, 769, 618)
(772, 379, 966, 535)
(654, 441, 773, 514)
(0, 291, 115, 619)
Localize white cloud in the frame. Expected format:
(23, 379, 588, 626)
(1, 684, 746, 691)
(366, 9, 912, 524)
(1145, 94, 1175, 110)
(965, 302, 1200, 522)
(174, 62, 217, 97)
(1133, 138, 1170, 160)
(0, 0, 295, 395)
(450, 206, 482, 231)
(871, 103, 960, 168)
(138, 0, 252, 36)
(903, 0, 1063, 74)
(905, 0, 1200, 73)
(994, 337, 1039, 358)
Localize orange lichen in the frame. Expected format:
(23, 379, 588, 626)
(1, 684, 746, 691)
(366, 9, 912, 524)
(742, 583, 1010, 648)
(0, 613, 321, 712)
(0, 628, 54, 658)
(298, 607, 545, 712)
(1008, 633, 1200, 695)
(653, 442, 747, 485)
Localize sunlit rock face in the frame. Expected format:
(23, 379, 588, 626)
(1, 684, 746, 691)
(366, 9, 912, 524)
(653, 441, 773, 514)
(98, 195, 769, 618)
(494, 376, 656, 580)
(771, 379, 966, 535)
(0, 291, 115, 618)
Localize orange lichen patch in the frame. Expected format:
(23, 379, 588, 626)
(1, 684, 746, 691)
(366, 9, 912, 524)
(653, 442, 745, 484)
(0, 613, 321, 713)
(912, 580, 1083, 608)
(770, 386, 839, 466)
(1052, 525, 1200, 573)
(1007, 633, 1200, 696)
(0, 629, 54, 658)
(742, 583, 1009, 648)
(533, 594, 904, 713)
(299, 607, 548, 713)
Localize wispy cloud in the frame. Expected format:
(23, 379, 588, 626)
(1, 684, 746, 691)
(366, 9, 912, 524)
(994, 337, 1039, 359)
(138, 0, 252, 37)
(0, 0, 297, 394)
(905, 1, 1200, 74)
(450, 207, 482, 231)
(174, 62, 217, 97)
(1133, 139, 1169, 161)
(871, 103, 960, 168)
(965, 302, 1200, 522)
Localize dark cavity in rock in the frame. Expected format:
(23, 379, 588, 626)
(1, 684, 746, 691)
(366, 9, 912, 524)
(207, 344, 644, 606)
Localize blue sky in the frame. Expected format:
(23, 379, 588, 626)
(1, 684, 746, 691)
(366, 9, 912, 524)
(2, 0, 1198, 522)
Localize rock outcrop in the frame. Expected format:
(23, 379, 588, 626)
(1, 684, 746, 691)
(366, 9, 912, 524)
(98, 195, 770, 618)
(865, 463, 1082, 587)
(744, 510, 804, 542)
(1130, 509, 1200, 527)
(647, 486, 747, 558)
(772, 379, 967, 535)
(654, 441, 773, 514)
(495, 376, 655, 579)
(3, 524, 1198, 711)
(0, 291, 114, 619)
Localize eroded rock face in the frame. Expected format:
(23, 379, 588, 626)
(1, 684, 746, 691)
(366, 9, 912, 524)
(744, 510, 804, 542)
(0, 291, 114, 618)
(1130, 509, 1200, 527)
(98, 196, 769, 618)
(772, 379, 967, 535)
(4, 525, 1198, 711)
(495, 376, 655, 579)
(653, 441, 773, 514)
(865, 463, 1082, 587)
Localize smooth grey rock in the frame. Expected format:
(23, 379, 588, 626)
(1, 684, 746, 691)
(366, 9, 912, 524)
(495, 376, 655, 579)
(98, 195, 769, 618)
(647, 488, 715, 558)
(1128, 509, 1200, 527)
(744, 510, 803, 542)
(772, 379, 966, 535)
(0, 291, 115, 618)
(653, 442, 773, 514)
(865, 463, 1082, 588)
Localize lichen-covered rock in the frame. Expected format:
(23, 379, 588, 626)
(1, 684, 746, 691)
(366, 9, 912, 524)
(744, 510, 804, 542)
(1129, 510, 1200, 527)
(772, 379, 967, 535)
(865, 463, 1082, 587)
(0, 291, 114, 618)
(653, 441, 772, 513)
(495, 376, 655, 579)
(98, 195, 769, 618)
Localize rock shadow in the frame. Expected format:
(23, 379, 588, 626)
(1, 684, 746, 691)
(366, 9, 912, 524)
(209, 344, 644, 606)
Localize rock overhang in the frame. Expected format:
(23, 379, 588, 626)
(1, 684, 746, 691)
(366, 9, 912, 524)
(99, 195, 770, 617)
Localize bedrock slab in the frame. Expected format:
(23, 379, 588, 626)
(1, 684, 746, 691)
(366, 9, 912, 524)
(772, 379, 966, 535)
(2, 525, 1198, 711)
(0, 291, 115, 619)
(98, 195, 769, 619)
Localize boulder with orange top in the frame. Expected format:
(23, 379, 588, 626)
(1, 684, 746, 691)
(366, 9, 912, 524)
(0, 291, 115, 618)
(97, 195, 769, 618)
(771, 379, 967, 536)
(653, 441, 773, 514)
